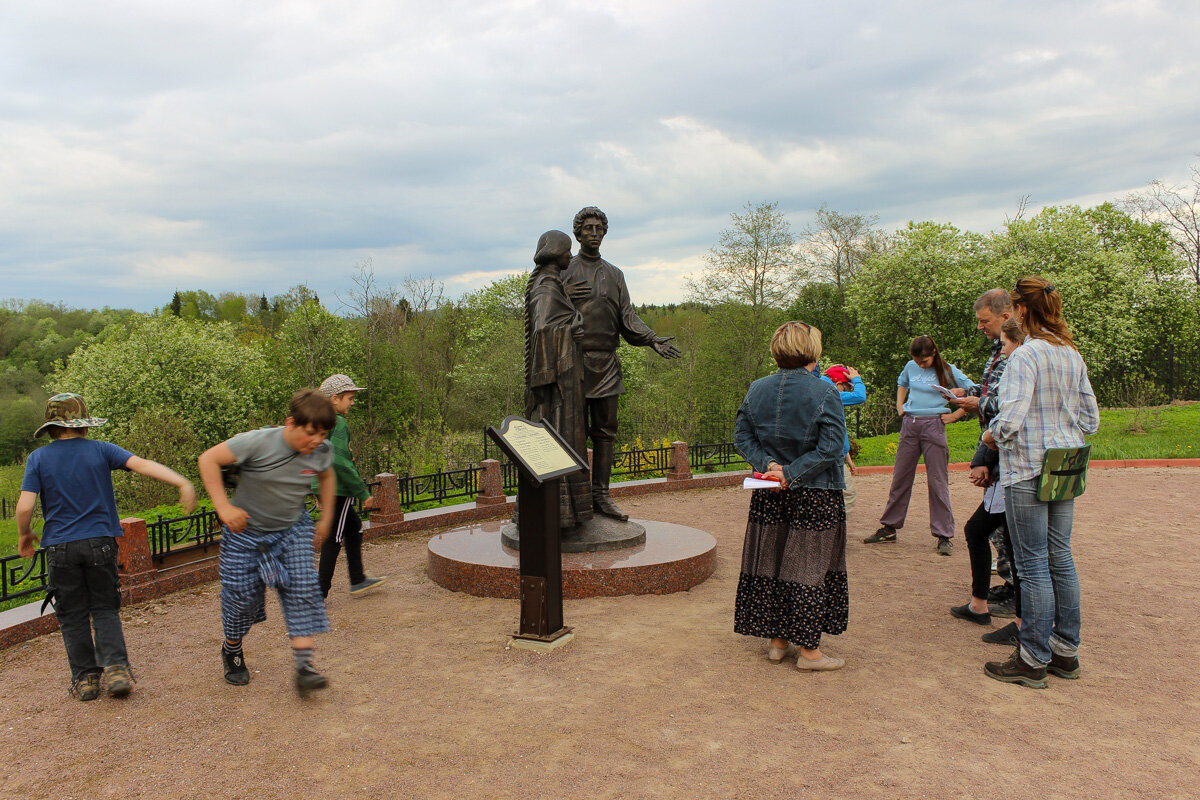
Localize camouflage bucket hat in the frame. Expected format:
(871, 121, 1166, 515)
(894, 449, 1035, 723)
(34, 393, 108, 437)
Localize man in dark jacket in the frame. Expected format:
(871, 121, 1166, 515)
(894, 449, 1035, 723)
(563, 207, 681, 520)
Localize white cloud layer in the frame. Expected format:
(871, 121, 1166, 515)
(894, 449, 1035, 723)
(2, 1, 1199, 310)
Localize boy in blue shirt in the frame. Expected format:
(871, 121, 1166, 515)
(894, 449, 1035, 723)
(17, 394, 195, 701)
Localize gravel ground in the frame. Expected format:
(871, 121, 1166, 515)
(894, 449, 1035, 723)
(1, 467, 1197, 800)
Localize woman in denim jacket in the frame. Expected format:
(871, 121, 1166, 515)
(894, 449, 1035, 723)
(733, 321, 849, 671)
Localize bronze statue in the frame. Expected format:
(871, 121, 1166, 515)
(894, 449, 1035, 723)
(524, 230, 594, 529)
(564, 207, 681, 521)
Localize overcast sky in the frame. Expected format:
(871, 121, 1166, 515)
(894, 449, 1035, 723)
(2, 1, 1197, 312)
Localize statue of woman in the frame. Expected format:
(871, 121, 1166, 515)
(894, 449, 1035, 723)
(524, 230, 593, 530)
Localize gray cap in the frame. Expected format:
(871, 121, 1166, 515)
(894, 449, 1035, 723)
(319, 374, 366, 398)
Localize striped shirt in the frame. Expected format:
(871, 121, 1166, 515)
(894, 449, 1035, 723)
(989, 337, 1100, 487)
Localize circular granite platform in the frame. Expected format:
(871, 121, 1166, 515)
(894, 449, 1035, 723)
(427, 519, 716, 599)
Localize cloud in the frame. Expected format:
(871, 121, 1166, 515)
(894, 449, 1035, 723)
(2, 1, 1199, 309)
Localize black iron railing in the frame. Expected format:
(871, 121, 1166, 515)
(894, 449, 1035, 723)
(612, 446, 672, 478)
(398, 467, 480, 508)
(0, 550, 48, 606)
(147, 508, 222, 563)
(690, 442, 748, 471)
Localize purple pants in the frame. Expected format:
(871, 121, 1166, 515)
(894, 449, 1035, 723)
(880, 415, 954, 540)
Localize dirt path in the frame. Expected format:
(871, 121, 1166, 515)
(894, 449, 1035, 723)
(2, 468, 1198, 799)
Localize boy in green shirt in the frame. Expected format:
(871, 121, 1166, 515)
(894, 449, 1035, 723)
(316, 374, 385, 598)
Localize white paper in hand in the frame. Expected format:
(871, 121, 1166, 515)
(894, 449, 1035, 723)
(743, 477, 781, 489)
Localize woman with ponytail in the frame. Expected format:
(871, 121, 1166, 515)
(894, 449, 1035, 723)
(866, 335, 974, 554)
(981, 276, 1099, 689)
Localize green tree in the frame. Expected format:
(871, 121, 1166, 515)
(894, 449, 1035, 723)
(49, 315, 277, 446)
(687, 202, 804, 390)
(449, 273, 527, 430)
(847, 221, 992, 384)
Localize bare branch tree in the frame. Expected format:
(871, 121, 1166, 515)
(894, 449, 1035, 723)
(799, 204, 887, 293)
(686, 201, 805, 308)
(1124, 165, 1200, 285)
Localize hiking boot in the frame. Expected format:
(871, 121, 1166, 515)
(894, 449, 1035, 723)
(222, 646, 250, 686)
(1047, 652, 1081, 680)
(295, 664, 328, 697)
(69, 672, 101, 702)
(984, 650, 1047, 689)
(989, 597, 1016, 618)
(103, 664, 134, 697)
(936, 538, 953, 556)
(349, 576, 387, 596)
(982, 621, 1020, 646)
(950, 604, 991, 626)
(863, 526, 897, 544)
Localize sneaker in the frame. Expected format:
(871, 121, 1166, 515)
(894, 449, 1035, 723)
(103, 664, 134, 697)
(349, 576, 387, 596)
(950, 604, 991, 626)
(222, 646, 250, 686)
(295, 664, 328, 696)
(1047, 652, 1081, 680)
(984, 650, 1047, 689)
(982, 621, 1020, 646)
(69, 672, 101, 702)
(936, 538, 953, 556)
(863, 526, 897, 544)
(989, 597, 1016, 618)
(987, 583, 1014, 603)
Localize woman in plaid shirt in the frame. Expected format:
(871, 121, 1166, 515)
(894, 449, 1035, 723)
(981, 277, 1100, 689)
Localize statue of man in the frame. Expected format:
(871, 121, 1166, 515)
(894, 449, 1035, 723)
(564, 206, 681, 521)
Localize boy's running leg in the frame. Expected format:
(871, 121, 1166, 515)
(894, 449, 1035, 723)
(338, 497, 367, 587)
(83, 537, 131, 678)
(48, 542, 103, 700)
(317, 531, 342, 599)
(277, 519, 331, 695)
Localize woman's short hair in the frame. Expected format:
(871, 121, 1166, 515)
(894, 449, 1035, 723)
(771, 321, 822, 368)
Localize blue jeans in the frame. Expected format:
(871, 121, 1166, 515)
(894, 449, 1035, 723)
(46, 537, 129, 681)
(1005, 478, 1080, 666)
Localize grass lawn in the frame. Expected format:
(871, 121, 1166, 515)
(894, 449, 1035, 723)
(854, 402, 1199, 466)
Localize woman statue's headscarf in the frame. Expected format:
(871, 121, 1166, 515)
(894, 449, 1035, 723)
(534, 230, 572, 265)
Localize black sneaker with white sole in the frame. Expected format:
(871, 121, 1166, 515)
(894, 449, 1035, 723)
(222, 646, 250, 686)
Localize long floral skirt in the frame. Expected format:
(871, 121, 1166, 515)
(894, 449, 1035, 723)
(734, 487, 848, 650)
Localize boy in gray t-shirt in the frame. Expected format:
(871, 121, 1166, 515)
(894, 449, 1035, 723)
(198, 389, 337, 696)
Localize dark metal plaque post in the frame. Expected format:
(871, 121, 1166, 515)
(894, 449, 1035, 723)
(486, 416, 586, 644)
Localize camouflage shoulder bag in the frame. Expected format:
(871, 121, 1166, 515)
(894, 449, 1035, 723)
(1037, 445, 1091, 502)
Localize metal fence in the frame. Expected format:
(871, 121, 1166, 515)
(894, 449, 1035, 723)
(0, 550, 48, 606)
(147, 508, 222, 564)
(398, 466, 481, 508)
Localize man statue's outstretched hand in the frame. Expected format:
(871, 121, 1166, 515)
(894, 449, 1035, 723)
(652, 336, 682, 359)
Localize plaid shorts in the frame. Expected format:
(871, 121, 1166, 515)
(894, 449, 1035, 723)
(219, 517, 330, 640)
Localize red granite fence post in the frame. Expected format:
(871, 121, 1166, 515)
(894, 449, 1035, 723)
(370, 473, 405, 524)
(475, 460, 506, 507)
(117, 518, 158, 602)
(667, 441, 692, 481)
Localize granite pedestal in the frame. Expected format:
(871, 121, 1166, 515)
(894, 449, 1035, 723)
(428, 519, 716, 599)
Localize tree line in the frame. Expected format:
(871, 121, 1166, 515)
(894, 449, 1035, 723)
(2, 169, 1198, 510)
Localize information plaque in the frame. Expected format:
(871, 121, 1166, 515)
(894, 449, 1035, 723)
(487, 416, 587, 484)
(485, 416, 587, 645)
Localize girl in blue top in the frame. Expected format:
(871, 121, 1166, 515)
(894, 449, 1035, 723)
(866, 335, 975, 553)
